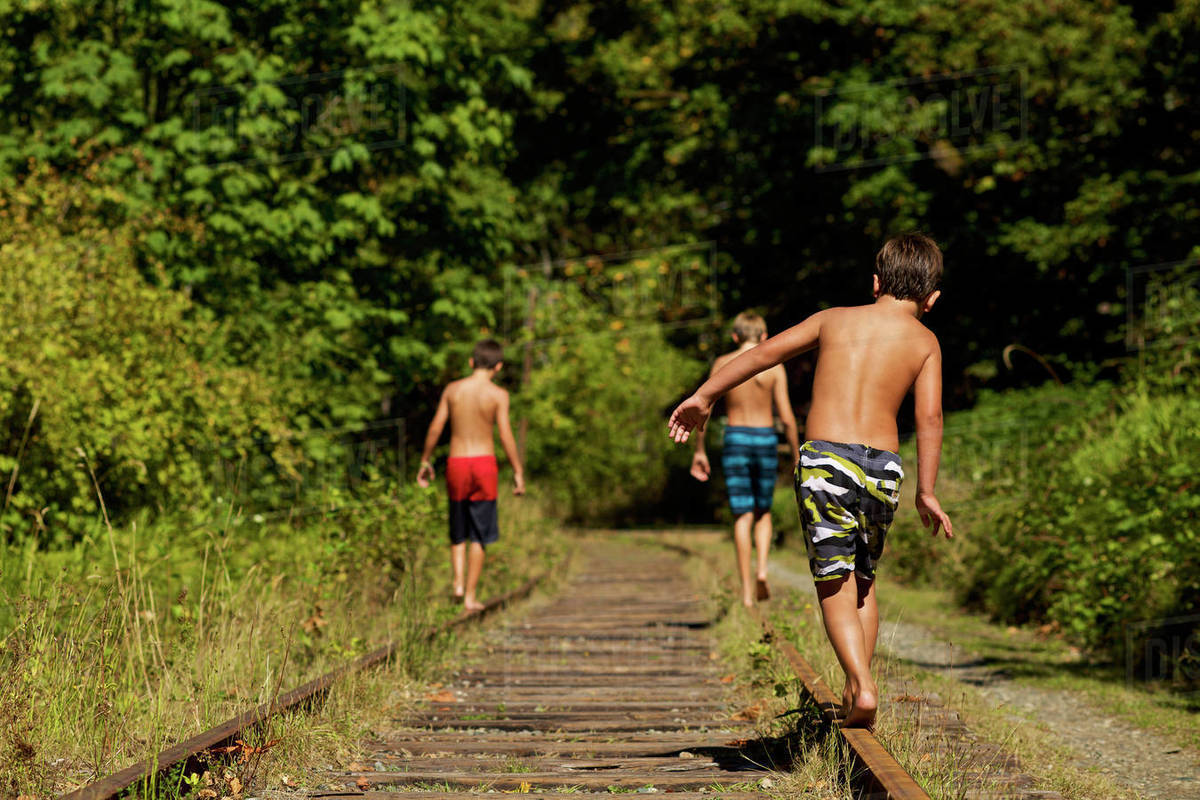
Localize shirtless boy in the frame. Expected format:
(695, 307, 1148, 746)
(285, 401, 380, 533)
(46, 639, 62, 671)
(417, 339, 525, 611)
(690, 312, 799, 608)
(668, 233, 954, 727)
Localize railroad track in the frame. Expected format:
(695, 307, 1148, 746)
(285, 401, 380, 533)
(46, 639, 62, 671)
(60, 575, 545, 800)
(66, 533, 1054, 800)
(308, 541, 778, 799)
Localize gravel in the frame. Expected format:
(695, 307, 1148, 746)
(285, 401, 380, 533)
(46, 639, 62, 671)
(767, 561, 1200, 799)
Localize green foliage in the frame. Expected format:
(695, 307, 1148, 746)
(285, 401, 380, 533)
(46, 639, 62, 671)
(0, 163, 288, 542)
(512, 255, 707, 519)
(889, 363, 1199, 661)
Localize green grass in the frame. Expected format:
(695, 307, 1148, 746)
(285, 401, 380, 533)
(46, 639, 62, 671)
(0, 486, 565, 797)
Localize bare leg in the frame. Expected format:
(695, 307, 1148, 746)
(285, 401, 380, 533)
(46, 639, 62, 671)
(451, 542, 467, 597)
(732, 512, 755, 607)
(753, 511, 772, 600)
(857, 575, 879, 665)
(815, 574, 877, 728)
(463, 542, 486, 612)
(841, 575, 878, 712)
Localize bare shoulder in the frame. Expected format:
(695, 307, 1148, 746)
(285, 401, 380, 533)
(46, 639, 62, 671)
(910, 318, 940, 356)
(443, 377, 468, 397)
(712, 351, 736, 371)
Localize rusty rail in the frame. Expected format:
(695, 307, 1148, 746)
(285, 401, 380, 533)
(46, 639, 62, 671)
(60, 573, 546, 800)
(659, 537, 931, 800)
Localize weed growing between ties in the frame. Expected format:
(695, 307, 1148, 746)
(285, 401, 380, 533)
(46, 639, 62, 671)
(0, 484, 564, 797)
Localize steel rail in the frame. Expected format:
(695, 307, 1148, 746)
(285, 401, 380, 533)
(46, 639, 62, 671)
(659, 537, 931, 800)
(59, 573, 546, 800)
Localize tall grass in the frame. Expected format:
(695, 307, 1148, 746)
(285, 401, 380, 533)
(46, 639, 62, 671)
(0, 482, 562, 797)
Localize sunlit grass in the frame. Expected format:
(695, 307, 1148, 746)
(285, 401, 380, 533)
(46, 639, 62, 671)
(0, 486, 564, 797)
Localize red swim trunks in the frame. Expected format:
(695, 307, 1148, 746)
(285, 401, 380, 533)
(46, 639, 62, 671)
(445, 455, 499, 546)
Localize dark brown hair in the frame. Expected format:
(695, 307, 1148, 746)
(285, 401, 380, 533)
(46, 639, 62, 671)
(875, 233, 943, 301)
(472, 339, 504, 369)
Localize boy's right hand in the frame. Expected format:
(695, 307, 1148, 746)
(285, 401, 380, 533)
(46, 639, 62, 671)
(416, 460, 434, 488)
(668, 394, 712, 443)
(513, 472, 526, 496)
(690, 452, 711, 482)
(916, 492, 953, 539)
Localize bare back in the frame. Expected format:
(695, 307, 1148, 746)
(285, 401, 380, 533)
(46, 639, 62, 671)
(805, 305, 937, 451)
(444, 375, 506, 456)
(713, 348, 781, 427)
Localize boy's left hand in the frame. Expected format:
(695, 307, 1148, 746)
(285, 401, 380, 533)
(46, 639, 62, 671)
(916, 492, 953, 539)
(513, 473, 526, 496)
(668, 394, 711, 443)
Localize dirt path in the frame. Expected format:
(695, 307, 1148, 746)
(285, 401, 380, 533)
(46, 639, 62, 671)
(767, 560, 1200, 800)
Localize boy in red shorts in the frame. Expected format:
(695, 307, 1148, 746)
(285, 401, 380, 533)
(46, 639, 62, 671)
(417, 340, 525, 611)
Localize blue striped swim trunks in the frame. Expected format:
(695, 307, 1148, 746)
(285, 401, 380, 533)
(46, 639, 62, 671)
(722, 425, 779, 515)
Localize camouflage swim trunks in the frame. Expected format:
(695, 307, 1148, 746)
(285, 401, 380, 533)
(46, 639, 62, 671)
(795, 439, 904, 582)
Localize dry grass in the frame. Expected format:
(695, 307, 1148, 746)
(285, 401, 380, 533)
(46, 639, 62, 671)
(0, 489, 564, 798)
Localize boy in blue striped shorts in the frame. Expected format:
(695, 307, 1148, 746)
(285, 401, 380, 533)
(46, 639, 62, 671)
(671, 234, 954, 727)
(690, 312, 799, 608)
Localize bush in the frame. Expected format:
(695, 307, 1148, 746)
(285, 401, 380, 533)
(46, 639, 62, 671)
(513, 256, 706, 520)
(0, 163, 291, 543)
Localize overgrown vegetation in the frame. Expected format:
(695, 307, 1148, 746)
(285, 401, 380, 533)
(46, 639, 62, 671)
(887, 280, 1200, 666)
(0, 485, 562, 796)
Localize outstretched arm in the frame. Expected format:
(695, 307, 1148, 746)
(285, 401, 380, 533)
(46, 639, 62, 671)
(771, 364, 800, 466)
(417, 390, 450, 487)
(496, 391, 526, 495)
(913, 341, 952, 538)
(669, 312, 825, 442)
(689, 360, 721, 481)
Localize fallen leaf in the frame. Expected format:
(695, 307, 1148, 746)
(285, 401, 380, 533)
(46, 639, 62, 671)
(518, 780, 532, 793)
(197, 791, 217, 800)
(348, 762, 364, 772)
(228, 776, 242, 796)
(678, 751, 695, 759)
(426, 690, 458, 703)
(892, 694, 924, 703)
(732, 700, 765, 721)
(356, 777, 370, 791)
(719, 674, 734, 684)
(302, 603, 327, 634)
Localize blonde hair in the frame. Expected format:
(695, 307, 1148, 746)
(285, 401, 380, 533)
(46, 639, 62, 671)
(731, 311, 767, 343)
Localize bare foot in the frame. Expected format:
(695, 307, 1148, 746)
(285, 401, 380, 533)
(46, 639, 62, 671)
(463, 597, 485, 613)
(453, 585, 465, 599)
(755, 577, 771, 601)
(841, 683, 853, 719)
(842, 684, 877, 729)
